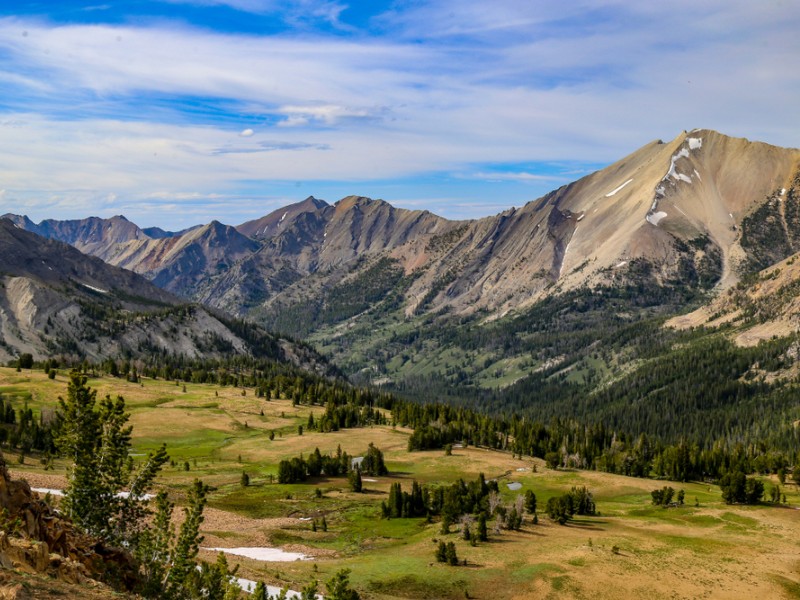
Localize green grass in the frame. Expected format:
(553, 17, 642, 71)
(772, 575, 800, 598)
(134, 429, 235, 458)
(4, 367, 800, 600)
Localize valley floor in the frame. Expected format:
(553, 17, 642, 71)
(2, 368, 799, 599)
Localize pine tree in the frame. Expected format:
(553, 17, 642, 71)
(54, 371, 167, 544)
(192, 552, 239, 600)
(435, 540, 447, 562)
(477, 513, 488, 542)
(301, 579, 319, 600)
(326, 568, 360, 600)
(349, 468, 362, 493)
(446, 541, 459, 566)
(252, 581, 268, 600)
(440, 514, 451, 534)
(524, 489, 537, 514)
(164, 479, 210, 596)
(361, 443, 388, 476)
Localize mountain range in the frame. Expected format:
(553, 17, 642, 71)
(0, 219, 328, 374)
(4, 128, 800, 392)
(7, 129, 799, 316)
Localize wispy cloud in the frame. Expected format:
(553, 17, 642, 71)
(0, 1, 797, 227)
(212, 140, 331, 154)
(162, 0, 350, 28)
(275, 104, 388, 127)
(465, 172, 565, 183)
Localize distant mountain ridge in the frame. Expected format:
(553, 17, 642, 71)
(0, 219, 329, 374)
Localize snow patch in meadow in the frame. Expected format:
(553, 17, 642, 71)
(31, 488, 154, 500)
(507, 482, 522, 491)
(687, 137, 702, 150)
(235, 577, 322, 599)
(32, 487, 64, 497)
(206, 547, 309, 562)
(604, 178, 633, 197)
(646, 211, 667, 226)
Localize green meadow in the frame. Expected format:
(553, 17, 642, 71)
(3, 368, 799, 599)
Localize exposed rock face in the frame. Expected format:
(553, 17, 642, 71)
(0, 219, 175, 304)
(0, 454, 137, 592)
(237, 195, 329, 240)
(0, 220, 330, 374)
(668, 245, 800, 348)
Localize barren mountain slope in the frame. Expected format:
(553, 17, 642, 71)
(668, 251, 800, 348)
(1, 214, 260, 299)
(0, 220, 327, 372)
(376, 130, 800, 316)
(0, 214, 148, 262)
(237, 195, 329, 240)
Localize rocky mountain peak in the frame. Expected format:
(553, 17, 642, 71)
(236, 196, 330, 240)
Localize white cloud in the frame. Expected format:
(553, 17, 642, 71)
(275, 104, 386, 126)
(161, 0, 279, 14)
(466, 172, 564, 183)
(0, 1, 798, 226)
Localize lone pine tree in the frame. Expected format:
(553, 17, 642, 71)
(54, 370, 168, 545)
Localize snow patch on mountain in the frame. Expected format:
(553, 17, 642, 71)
(605, 178, 634, 197)
(81, 283, 108, 294)
(646, 211, 667, 226)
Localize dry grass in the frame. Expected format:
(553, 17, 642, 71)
(3, 367, 800, 599)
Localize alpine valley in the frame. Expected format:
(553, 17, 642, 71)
(6, 130, 800, 400)
(2, 129, 800, 599)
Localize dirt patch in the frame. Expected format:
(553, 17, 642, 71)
(7, 470, 68, 493)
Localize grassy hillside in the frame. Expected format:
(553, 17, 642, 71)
(3, 368, 800, 599)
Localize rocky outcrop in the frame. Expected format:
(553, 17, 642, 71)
(0, 454, 137, 592)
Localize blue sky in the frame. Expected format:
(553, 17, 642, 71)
(0, 1, 798, 228)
